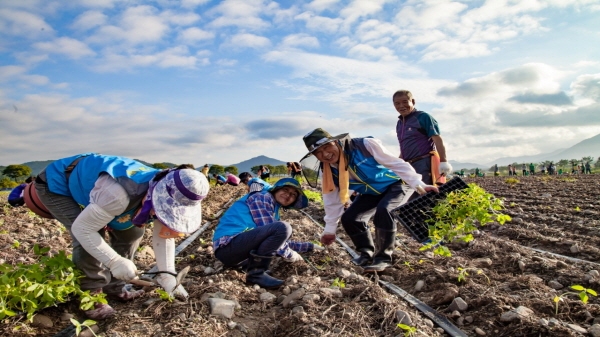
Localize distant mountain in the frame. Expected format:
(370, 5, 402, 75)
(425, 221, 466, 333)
(449, 160, 484, 170)
(488, 133, 600, 165)
(22, 160, 55, 175)
(229, 155, 287, 174)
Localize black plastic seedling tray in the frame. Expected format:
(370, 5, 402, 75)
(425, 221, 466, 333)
(392, 177, 469, 243)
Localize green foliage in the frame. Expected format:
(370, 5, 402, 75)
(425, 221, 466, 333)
(397, 323, 417, 336)
(208, 164, 225, 175)
(156, 289, 174, 302)
(2, 165, 32, 181)
(504, 178, 519, 184)
(0, 177, 18, 189)
(272, 165, 287, 175)
(0, 245, 106, 321)
(70, 318, 98, 337)
(152, 163, 169, 169)
(421, 184, 511, 257)
(553, 285, 597, 315)
(456, 267, 490, 284)
(331, 278, 345, 288)
(303, 190, 322, 204)
(224, 166, 238, 175)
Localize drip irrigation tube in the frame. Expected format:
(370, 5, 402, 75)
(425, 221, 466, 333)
(298, 209, 468, 337)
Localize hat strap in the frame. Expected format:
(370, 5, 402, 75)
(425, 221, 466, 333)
(174, 170, 204, 200)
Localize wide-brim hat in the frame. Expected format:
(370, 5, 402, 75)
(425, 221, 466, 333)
(270, 178, 309, 209)
(301, 128, 348, 161)
(152, 169, 209, 234)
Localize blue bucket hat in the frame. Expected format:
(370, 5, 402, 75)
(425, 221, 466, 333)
(270, 178, 308, 209)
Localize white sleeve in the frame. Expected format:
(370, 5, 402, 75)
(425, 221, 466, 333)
(152, 220, 176, 273)
(71, 174, 130, 266)
(363, 138, 425, 190)
(322, 182, 345, 234)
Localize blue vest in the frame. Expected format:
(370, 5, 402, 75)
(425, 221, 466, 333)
(396, 110, 437, 161)
(330, 137, 400, 195)
(213, 190, 281, 242)
(247, 178, 272, 191)
(45, 153, 159, 230)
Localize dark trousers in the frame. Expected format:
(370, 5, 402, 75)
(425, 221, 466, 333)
(214, 221, 292, 266)
(341, 180, 405, 235)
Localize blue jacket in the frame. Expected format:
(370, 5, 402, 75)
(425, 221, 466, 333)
(212, 190, 280, 242)
(247, 177, 272, 192)
(45, 153, 159, 230)
(331, 137, 400, 195)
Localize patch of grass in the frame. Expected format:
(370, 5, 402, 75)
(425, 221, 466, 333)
(303, 190, 322, 204)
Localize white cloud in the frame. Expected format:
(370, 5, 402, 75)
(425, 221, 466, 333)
(339, 0, 388, 25)
(570, 73, 600, 102)
(347, 44, 396, 61)
(88, 5, 169, 45)
(181, 0, 211, 9)
(222, 33, 271, 50)
(71, 10, 107, 31)
(178, 27, 215, 43)
(207, 0, 271, 30)
(305, 0, 340, 13)
(33, 37, 96, 59)
(295, 11, 342, 33)
(160, 10, 201, 26)
(395, 0, 467, 30)
(0, 8, 54, 38)
(280, 33, 319, 49)
(92, 45, 200, 71)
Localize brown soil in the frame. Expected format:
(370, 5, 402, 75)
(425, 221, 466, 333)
(1, 175, 600, 337)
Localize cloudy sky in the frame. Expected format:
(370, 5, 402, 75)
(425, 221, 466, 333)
(1, 0, 599, 167)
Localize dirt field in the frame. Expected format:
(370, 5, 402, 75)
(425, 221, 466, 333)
(1, 174, 600, 337)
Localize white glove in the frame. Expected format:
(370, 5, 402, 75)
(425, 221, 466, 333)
(106, 256, 137, 281)
(285, 251, 304, 263)
(312, 244, 325, 252)
(439, 162, 453, 175)
(413, 182, 439, 196)
(156, 273, 189, 300)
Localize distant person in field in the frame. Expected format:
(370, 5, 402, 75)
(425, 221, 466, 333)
(287, 162, 303, 180)
(494, 164, 499, 176)
(24, 153, 208, 319)
(257, 165, 271, 180)
(522, 164, 527, 176)
(529, 163, 535, 175)
(213, 178, 319, 289)
(201, 164, 210, 182)
(508, 164, 513, 176)
(7, 176, 35, 207)
(393, 90, 451, 192)
(239, 172, 271, 193)
(511, 165, 517, 176)
(585, 162, 592, 174)
(225, 172, 240, 186)
(300, 128, 438, 272)
(213, 173, 226, 185)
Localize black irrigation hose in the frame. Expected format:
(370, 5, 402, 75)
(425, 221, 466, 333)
(298, 209, 468, 337)
(53, 195, 240, 337)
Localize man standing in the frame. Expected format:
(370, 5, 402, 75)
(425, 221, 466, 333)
(393, 90, 451, 190)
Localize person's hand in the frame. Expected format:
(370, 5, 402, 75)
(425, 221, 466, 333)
(156, 273, 189, 300)
(321, 232, 336, 245)
(285, 251, 304, 263)
(106, 256, 137, 281)
(312, 244, 325, 252)
(414, 183, 439, 195)
(439, 162, 453, 176)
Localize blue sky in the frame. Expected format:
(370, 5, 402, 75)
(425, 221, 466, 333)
(1, 0, 599, 167)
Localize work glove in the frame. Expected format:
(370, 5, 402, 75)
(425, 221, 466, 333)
(312, 244, 325, 252)
(439, 162, 453, 176)
(285, 250, 304, 263)
(156, 273, 189, 300)
(414, 183, 439, 196)
(106, 256, 137, 281)
(321, 232, 336, 246)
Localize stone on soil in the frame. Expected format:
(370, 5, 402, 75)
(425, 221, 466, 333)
(282, 288, 306, 308)
(548, 280, 564, 289)
(32, 314, 53, 328)
(414, 280, 425, 291)
(588, 324, 600, 337)
(567, 323, 587, 334)
(500, 306, 533, 322)
(448, 297, 468, 312)
(395, 310, 412, 325)
(319, 287, 343, 298)
(259, 292, 277, 303)
(208, 298, 236, 319)
(473, 258, 492, 267)
(475, 328, 486, 336)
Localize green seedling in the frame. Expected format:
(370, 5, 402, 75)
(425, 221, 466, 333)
(69, 318, 98, 337)
(397, 323, 417, 336)
(418, 259, 433, 265)
(553, 285, 597, 316)
(574, 206, 580, 211)
(421, 184, 510, 257)
(403, 261, 414, 272)
(456, 267, 490, 284)
(331, 278, 345, 288)
(156, 289, 174, 302)
(504, 178, 519, 184)
(12, 240, 20, 249)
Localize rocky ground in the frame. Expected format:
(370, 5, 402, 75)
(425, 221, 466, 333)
(1, 174, 600, 337)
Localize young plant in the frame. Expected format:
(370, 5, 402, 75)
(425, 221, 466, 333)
(456, 267, 490, 284)
(69, 318, 98, 337)
(504, 178, 519, 184)
(156, 289, 174, 302)
(420, 184, 511, 257)
(331, 278, 346, 288)
(553, 285, 597, 315)
(403, 261, 414, 272)
(397, 323, 417, 337)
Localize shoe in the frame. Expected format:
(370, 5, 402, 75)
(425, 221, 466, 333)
(84, 303, 116, 320)
(245, 251, 284, 289)
(348, 232, 375, 266)
(363, 229, 396, 273)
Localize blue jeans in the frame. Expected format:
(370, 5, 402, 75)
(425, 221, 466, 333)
(35, 170, 144, 295)
(214, 221, 292, 266)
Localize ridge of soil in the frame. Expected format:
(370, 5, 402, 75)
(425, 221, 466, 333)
(1, 175, 599, 336)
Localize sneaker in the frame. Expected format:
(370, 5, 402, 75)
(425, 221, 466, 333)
(113, 284, 145, 301)
(85, 303, 116, 320)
